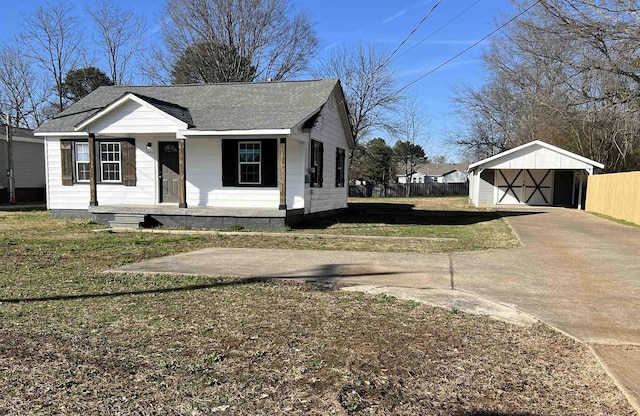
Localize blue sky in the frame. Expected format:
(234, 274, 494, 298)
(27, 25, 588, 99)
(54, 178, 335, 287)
(3, 0, 514, 160)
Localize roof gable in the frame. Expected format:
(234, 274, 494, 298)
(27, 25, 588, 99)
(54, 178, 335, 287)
(75, 93, 190, 132)
(468, 140, 604, 171)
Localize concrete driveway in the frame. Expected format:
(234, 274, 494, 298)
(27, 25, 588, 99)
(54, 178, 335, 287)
(114, 208, 640, 412)
(454, 209, 640, 412)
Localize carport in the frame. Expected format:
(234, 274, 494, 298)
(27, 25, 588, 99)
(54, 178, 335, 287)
(468, 140, 604, 209)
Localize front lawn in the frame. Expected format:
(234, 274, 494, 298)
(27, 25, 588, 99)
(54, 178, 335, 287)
(0, 205, 633, 414)
(290, 197, 520, 252)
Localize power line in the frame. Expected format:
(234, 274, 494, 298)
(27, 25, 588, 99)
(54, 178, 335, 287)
(382, 0, 444, 68)
(395, 0, 542, 95)
(397, 0, 483, 59)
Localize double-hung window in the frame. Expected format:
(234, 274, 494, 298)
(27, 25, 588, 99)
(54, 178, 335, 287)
(75, 142, 90, 182)
(100, 142, 121, 182)
(239, 142, 261, 184)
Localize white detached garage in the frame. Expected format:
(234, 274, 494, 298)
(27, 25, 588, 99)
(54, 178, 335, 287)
(468, 140, 604, 209)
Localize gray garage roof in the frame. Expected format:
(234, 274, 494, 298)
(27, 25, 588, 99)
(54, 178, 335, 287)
(35, 78, 344, 134)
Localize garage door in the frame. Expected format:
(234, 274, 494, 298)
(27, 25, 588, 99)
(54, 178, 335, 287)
(495, 169, 554, 205)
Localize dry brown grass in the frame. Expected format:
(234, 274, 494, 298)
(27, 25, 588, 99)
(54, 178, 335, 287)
(0, 206, 634, 415)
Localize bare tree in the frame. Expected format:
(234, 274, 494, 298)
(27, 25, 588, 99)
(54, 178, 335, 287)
(316, 43, 403, 147)
(392, 98, 430, 195)
(161, 0, 318, 83)
(20, 2, 83, 112)
(0, 44, 49, 128)
(86, 0, 147, 85)
(171, 42, 257, 84)
(394, 98, 431, 152)
(139, 46, 172, 85)
(452, 0, 640, 171)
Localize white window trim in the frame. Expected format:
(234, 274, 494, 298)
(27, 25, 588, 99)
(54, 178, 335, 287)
(238, 141, 261, 185)
(100, 141, 122, 183)
(75, 142, 90, 183)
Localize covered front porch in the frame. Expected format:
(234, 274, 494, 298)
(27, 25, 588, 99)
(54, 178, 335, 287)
(83, 134, 293, 211)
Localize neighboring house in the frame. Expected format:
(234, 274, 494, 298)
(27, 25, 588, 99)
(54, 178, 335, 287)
(468, 140, 603, 209)
(1, 125, 46, 204)
(397, 163, 469, 184)
(34, 79, 354, 228)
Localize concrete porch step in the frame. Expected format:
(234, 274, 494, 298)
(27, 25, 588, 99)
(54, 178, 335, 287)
(109, 214, 146, 229)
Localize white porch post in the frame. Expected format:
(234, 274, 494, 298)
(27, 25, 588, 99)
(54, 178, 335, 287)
(473, 169, 483, 207)
(577, 172, 584, 210)
(89, 133, 98, 206)
(178, 138, 187, 208)
(279, 137, 287, 210)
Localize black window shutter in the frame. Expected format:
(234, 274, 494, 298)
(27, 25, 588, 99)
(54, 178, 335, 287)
(336, 148, 345, 187)
(310, 140, 324, 188)
(261, 139, 278, 187)
(60, 140, 73, 186)
(122, 138, 136, 186)
(222, 140, 238, 186)
(318, 142, 324, 186)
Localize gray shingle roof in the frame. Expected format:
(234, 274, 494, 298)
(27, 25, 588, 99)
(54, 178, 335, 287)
(35, 79, 341, 134)
(413, 162, 469, 176)
(2, 124, 36, 139)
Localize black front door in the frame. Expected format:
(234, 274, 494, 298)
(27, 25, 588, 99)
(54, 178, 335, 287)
(159, 142, 179, 203)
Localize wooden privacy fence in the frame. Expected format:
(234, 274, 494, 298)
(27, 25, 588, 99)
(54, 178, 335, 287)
(350, 182, 469, 198)
(586, 171, 640, 225)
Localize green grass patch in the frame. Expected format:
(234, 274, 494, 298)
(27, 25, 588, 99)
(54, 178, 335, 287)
(589, 211, 640, 228)
(288, 197, 520, 252)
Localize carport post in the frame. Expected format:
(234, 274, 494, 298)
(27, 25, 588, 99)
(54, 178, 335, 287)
(473, 169, 483, 207)
(577, 173, 584, 210)
(571, 171, 576, 207)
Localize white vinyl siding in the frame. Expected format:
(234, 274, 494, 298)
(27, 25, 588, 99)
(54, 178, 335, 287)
(305, 96, 350, 214)
(87, 99, 183, 135)
(45, 136, 157, 210)
(185, 139, 279, 208)
(482, 143, 597, 171)
(478, 170, 495, 204)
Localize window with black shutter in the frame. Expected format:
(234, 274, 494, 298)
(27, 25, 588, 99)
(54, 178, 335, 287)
(336, 147, 345, 187)
(310, 140, 324, 187)
(221, 139, 277, 187)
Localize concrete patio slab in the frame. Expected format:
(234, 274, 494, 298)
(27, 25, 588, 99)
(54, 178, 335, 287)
(115, 247, 453, 290)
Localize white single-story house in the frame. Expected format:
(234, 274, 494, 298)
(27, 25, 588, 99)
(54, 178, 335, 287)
(34, 79, 354, 228)
(396, 171, 427, 184)
(1, 125, 46, 204)
(468, 140, 604, 209)
(397, 163, 469, 184)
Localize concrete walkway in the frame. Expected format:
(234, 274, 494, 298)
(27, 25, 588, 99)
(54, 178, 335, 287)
(113, 208, 640, 412)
